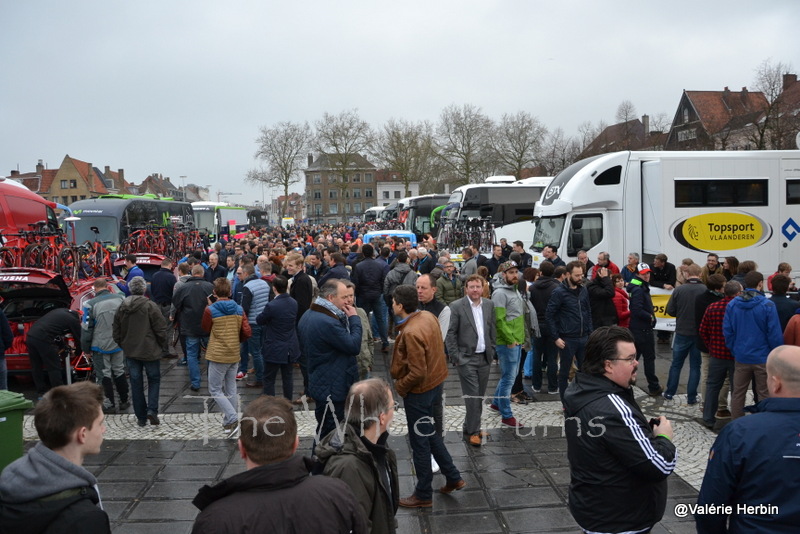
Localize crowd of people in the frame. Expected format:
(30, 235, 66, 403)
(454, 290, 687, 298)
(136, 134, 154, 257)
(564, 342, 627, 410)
(2, 219, 800, 533)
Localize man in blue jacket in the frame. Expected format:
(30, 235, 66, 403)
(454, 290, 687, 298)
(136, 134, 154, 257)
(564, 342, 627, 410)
(298, 279, 362, 445)
(257, 275, 299, 400)
(696, 344, 800, 533)
(723, 270, 784, 419)
(546, 261, 593, 400)
(116, 254, 144, 296)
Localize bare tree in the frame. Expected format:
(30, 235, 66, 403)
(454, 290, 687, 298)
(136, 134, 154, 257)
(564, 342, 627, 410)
(648, 112, 671, 134)
(615, 100, 639, 149)
(540, 128, 580, 175)
(489, 111, 548, 179)
(247, 121, 312, 220)
(577, 119, 609, 157)
(751, 58, 797, 149)
(435, 103, 495, 185)
(314, 109, 373, 212)
(373, 119, 437, 196)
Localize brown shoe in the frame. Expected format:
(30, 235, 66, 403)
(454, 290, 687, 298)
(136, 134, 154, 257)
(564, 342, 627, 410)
(245, 381, 263, 388)
(399, 494, 432, 508)
(439, 479, 466, 494)
(468, 434, 482, 447)
(716, 409, 732, 418)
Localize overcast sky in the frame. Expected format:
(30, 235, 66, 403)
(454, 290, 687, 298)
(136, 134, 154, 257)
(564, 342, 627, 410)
(1, 1, 796, 202)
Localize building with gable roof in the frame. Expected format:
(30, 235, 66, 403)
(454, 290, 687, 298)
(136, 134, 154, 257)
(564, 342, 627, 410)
(664, 87, 768, 150)
(579, 115, 668, 159)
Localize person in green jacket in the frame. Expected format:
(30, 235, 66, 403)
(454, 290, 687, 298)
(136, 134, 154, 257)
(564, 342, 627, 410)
(490, 261, 527, 429)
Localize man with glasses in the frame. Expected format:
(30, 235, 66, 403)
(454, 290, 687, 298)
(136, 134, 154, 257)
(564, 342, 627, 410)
(564, 326, 676, 534)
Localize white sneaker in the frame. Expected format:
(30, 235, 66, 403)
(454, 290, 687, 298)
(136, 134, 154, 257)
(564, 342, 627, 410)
(431, 455, 440, 473)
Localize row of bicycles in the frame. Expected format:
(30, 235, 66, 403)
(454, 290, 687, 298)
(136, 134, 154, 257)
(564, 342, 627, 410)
(0, 223, 111, 285)
(437, 217, 497, 254)
(0, 221, 205, 286)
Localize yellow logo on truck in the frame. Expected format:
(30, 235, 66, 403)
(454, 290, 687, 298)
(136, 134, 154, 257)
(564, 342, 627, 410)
(672, 212, 771, 252)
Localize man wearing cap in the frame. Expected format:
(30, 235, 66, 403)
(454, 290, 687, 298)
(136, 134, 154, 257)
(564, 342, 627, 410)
(627, 263, 664, 396)
(490, 260, 527, 428)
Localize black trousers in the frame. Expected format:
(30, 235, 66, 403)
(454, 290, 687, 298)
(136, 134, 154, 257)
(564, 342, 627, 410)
(27, 336, 64, 395)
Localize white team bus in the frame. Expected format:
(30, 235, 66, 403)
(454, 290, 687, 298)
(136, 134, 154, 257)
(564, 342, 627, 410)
(531, 150, 800, 282)
(191, 201, 249, 243)
(440, 176, 552, 251)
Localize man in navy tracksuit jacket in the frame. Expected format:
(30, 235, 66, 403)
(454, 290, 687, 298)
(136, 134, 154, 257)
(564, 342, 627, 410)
(696, 345, 800, 533)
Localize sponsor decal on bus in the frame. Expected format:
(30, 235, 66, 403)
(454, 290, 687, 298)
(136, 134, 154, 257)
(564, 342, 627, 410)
(672, 212, 771, 252)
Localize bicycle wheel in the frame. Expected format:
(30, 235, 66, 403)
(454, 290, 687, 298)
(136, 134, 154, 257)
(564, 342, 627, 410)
(0, 247, 17, 268)
(58, 247, 78, 285)
(40, 244, 57, 271)
(23, 244, 41, 268)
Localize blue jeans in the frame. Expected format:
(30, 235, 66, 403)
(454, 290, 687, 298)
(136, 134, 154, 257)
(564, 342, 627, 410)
(186, 336, 209, 389)
(493, 344, 521, 419)
(245, 325, 264, 382)
(404, 384, 462, 500)
(665, 334, 701, 402)
(359, 295, 387, 346)
(127, 358, 160, 422)
(208, 361, 239, 425)
(558, 336, 587, 400)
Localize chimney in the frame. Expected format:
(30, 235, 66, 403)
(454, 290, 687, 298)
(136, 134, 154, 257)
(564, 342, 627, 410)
(10, 170, 19, 177)
(741, 87, 749, 106)
(36, 159, 44, 174)
(105, 165, 111, 176)
(642, 114, 650, 136)
(784, 73, 798, 91)
(308, 153, 314, 167)
(118, 169, 124, 184)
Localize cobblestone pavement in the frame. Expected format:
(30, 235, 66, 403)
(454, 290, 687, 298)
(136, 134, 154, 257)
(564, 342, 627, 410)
(11, 337, 725, 533)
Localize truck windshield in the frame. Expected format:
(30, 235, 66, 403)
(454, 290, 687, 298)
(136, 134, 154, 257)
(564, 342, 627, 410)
(531, 215, 565, 252)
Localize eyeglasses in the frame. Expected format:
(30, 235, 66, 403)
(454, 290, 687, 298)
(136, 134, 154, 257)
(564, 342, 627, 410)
(608, 357, 637, 365)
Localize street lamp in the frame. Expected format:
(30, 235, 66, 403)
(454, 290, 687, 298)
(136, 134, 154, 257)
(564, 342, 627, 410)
(180, 175, 187, 201)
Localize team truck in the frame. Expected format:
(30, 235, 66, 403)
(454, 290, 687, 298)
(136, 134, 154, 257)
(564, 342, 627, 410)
(530, 150, 800, 329)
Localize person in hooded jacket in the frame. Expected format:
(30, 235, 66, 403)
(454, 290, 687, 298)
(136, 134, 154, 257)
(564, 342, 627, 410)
(564, 326, 676, 534)
(113, 276, 168, 427)
(528, 261, 560, 394)
(0, 382, 110, 534)
(586, 265, 617, 328)
(317, 378, 399, 534)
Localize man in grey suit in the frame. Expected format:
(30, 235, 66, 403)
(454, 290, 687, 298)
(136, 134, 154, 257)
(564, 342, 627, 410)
(446, 274, 497, 447)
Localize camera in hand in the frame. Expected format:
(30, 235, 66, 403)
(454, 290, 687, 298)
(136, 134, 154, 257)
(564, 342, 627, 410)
(649, 417, 660, 429)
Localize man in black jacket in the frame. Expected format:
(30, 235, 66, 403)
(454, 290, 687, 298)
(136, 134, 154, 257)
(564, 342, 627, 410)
(352, 244, 388, 353)
(285, 251, 314, 402)
(0, 382, 110, 534)
(627, 263, 663, 396)
(26, 308, 82, 396)
(150, 257, 177, 358)
(564, 326, 676, 534)
(172, 265, 213, 391)
(528, 261, 560, 394)
(586, 266, 616, 328)
(191, 396, 367, 534)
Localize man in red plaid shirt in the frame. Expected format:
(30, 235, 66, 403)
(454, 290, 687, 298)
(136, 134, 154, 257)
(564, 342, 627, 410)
(697, 280, 742, 429)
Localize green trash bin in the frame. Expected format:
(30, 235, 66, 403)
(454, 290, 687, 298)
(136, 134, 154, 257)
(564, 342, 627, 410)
(0, 390, 34, 473)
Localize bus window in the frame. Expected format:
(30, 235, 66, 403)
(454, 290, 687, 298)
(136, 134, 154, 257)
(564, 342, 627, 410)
(567, 214, 603, 256)
(126, 201, 158, 227)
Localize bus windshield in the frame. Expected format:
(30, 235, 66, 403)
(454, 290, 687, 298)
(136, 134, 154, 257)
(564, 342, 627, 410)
(71, 216, 119, 245)
(194, 211, 215, 233)
(531, 215, 566, 252)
